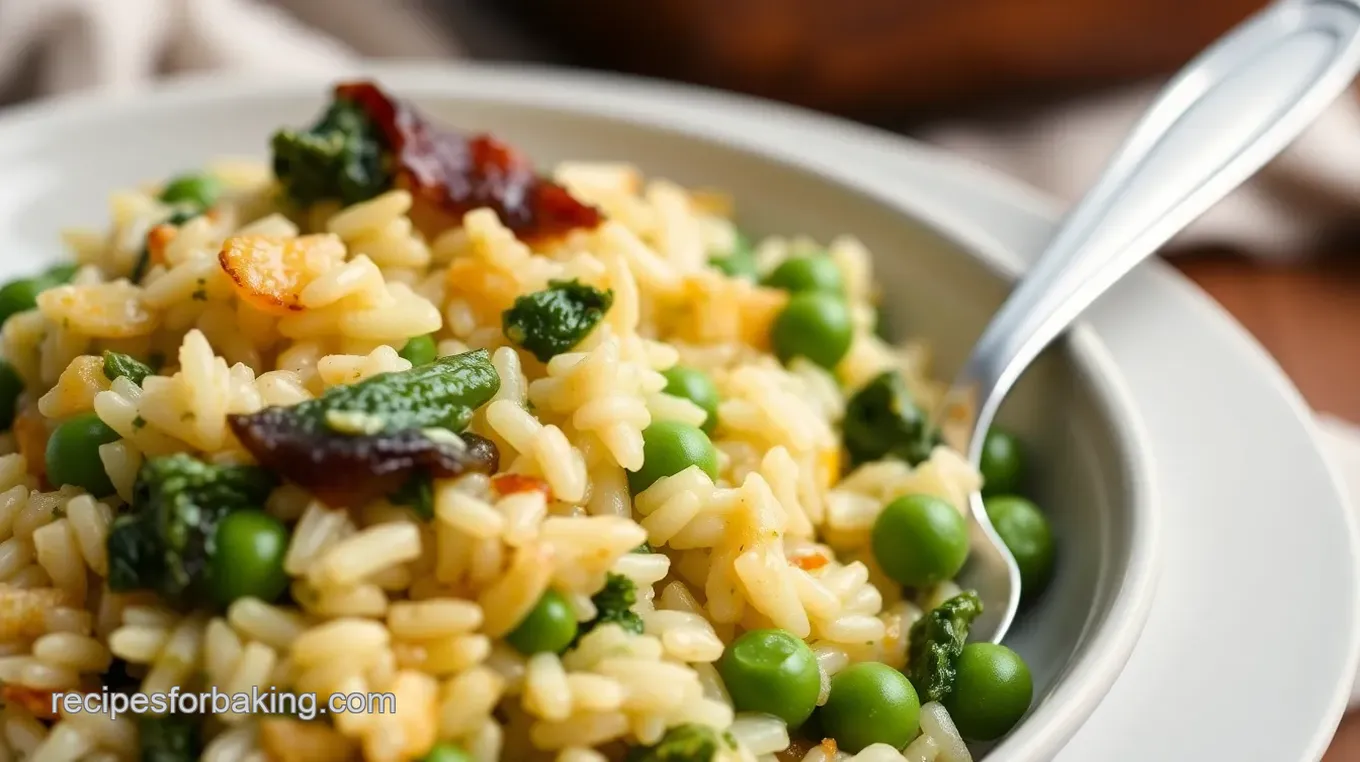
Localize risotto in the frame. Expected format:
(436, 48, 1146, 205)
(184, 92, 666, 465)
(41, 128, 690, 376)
(0, 81, 1055, 762)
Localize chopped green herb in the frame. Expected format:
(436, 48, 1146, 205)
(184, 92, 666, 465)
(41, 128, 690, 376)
(907, 590, 984, 703)
(138, 714, 202, 762)
(105, 454, 277, 607)
(390, 472, 435, 520)
(503, 280, 613, 363)
(271, 96, 391, 208)
(625, 723, 738, 762)
(273, 349, 497, 435)
(103, 351, 156, 386)
(842, 370, 941, 467)
(575, 572, 644, 645)
(132, 416, 147, 429)
(632, 542, 653, 554)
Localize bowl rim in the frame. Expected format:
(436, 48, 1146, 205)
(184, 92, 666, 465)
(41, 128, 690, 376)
(0, 62, 1161, 761)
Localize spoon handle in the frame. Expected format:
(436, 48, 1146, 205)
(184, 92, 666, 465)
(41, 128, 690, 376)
(956, 0, 1360, 449)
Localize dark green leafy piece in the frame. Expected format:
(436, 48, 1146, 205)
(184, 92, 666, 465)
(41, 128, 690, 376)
(390, 472, 435, 520)
(271, 96, 391, 208)
(103, 351, 156, 386)
(842, 370, 942, 467)
(625, 723, 738, 762)
(105, 454, 277, 607)
(907, 590, 984, 704)
(139, 714, 202, 762)
(228, 349, 500, 506)
(503, 280, 613, 363)
(576, 572, 644, 644)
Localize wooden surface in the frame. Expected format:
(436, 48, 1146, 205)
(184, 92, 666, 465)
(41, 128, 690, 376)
(1172, 250, 1360, 758)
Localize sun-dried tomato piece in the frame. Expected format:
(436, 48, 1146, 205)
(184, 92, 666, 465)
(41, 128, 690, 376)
(491, 473, 553, 501)
(228, 350, 502, 507)
(229, 413, 499, 508)
(2, 685, 61, 720)
(334, 81, 603, 241)
(789, 552, 830, 572)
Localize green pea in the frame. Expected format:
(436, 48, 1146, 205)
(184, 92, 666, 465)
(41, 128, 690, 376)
(717, 629, 821, 728)
(0, 278, 46, 327)
(871, 494, 969, 587)
(943, 643, 1033, 741)
(627, 421, 719, 495)
(421, 743, 475, 762)
(399, 335, 439, 367)
(211, 510, 290, 606)
(506, 589, 578, 655)
(0, 360, 22, 431)
(45, 412, 120, 496)
(985, 496, 1055, 599)
(661, 366, 720, 434)
(771, 291, 854, 370)
(763, 255, 844, 294)
(979, 428, 1023, 496)
(818, 662, 920, 753)
(159, 173, 222, 209)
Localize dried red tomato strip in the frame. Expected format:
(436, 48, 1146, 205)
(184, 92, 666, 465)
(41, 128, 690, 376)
(228, 409, 499, 508)
(491, 473, 553, 501)
(335, 81, 602, 241)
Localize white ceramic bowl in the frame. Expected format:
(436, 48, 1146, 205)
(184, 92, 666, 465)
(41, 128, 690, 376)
(0, 66, 1159, 761)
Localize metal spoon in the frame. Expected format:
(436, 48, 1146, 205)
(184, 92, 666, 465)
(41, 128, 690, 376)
(952, 0, 1360, 644)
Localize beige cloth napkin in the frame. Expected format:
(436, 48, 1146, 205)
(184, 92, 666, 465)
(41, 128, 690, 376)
(5, 0, 1360, 709)
(925, 85, 1360, 262)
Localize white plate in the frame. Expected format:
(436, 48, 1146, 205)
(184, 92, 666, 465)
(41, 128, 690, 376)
(1, 63, 1354, 761)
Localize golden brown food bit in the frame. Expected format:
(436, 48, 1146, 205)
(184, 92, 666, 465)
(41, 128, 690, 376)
(0, 586, 72, 641)
(218, 234, 346, 315)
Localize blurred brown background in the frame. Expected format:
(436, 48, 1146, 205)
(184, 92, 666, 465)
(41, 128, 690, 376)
(499, 0, 1268, 122)
(487, 0, 1360, 755)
